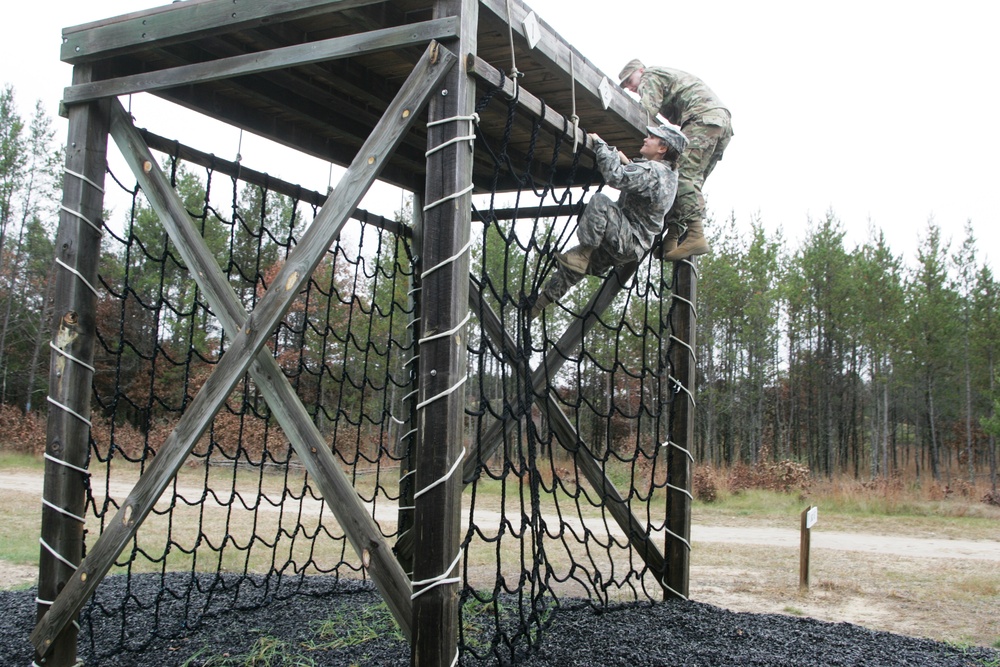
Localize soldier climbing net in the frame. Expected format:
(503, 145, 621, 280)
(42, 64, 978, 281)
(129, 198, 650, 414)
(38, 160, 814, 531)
(56, 76, 685, 664)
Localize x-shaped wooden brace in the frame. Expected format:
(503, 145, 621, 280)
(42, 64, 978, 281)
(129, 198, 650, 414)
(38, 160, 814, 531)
(32, 41, 456, 655)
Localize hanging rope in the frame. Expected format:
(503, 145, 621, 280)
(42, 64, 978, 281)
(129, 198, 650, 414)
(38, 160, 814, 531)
(569, 53, 581, 154)
(504, 0, 524, 94)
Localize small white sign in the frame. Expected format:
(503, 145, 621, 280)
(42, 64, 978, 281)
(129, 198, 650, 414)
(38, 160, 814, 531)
(806, 506, 818, 529)
(599, 77, 615, 110)
(522, 12, 541, 49)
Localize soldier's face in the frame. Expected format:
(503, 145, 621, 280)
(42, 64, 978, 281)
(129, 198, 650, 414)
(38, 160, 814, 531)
(622, 70, 642, 92)
(639, 136, 667, 160)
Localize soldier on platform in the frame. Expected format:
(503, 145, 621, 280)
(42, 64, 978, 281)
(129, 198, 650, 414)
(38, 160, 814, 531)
(618, 59, 733, 262)
(529, 124, 687, 320)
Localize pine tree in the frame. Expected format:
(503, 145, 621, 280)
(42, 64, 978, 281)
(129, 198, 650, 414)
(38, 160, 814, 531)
(904, 220, 959, 481)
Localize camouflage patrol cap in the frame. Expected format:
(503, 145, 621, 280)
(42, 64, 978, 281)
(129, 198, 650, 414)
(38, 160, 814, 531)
(618, 59, 645, 86)
(647, 124, 688, 156)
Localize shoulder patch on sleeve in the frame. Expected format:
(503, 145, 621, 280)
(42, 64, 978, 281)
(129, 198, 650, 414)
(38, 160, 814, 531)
(624, 164, 641, 173)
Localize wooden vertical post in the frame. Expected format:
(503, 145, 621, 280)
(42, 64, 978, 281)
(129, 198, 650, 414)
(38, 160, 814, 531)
(35, 64, 110, 667)
(800, 505, 815, 590)
(665, 258, 697, 600)
(396, 193, 422, 577)
(411, 1, 477, 664)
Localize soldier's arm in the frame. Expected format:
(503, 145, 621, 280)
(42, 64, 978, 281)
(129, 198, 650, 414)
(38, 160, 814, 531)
(636, 75, 664, 125)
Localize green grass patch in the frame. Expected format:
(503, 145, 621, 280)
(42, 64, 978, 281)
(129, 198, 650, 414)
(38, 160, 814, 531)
(0, 490, 42, 565)
(0, 451, 43, 472)
(303, 603, 403, 651)
(186, 635, 317, 667)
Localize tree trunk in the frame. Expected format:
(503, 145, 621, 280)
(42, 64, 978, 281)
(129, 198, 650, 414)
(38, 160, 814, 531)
(24, 263, 56, 412)
(926, 377, 940, 481)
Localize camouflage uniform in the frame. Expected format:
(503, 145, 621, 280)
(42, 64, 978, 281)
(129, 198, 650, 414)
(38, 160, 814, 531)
(540, 138, 678, 304)
(636, 66, 732, 233)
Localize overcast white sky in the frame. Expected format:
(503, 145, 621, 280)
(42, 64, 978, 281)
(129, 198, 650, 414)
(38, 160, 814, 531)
(3, 0, 998, 271)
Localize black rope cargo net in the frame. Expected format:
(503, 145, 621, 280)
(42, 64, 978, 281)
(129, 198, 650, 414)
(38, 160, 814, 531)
(72, 77, 681, 665)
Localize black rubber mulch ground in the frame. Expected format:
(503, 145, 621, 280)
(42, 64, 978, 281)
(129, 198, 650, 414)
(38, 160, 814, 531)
(5, 575, 997, 666)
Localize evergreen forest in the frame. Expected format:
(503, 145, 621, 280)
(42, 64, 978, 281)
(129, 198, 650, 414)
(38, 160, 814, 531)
(1, 85, 997, 492)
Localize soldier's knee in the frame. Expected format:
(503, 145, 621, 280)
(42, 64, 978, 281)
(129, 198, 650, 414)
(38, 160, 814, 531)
(584, 193, 614, 218)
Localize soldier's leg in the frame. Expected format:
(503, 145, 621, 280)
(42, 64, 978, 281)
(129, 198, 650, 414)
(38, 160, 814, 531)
(662, 122, 727, 261)
(553, 192, 616, 275)
(533, 193, 624, 318)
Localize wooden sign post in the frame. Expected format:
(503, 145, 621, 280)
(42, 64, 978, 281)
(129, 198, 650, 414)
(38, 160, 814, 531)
(799, 505, 817, 590)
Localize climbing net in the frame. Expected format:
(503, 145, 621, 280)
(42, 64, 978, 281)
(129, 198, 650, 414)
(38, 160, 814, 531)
(66, 77, 681, 664)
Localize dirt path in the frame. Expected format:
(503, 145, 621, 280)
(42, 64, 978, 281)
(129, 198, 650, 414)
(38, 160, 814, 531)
(4, 470, 998, 566)
(692, 524, 1000, 561)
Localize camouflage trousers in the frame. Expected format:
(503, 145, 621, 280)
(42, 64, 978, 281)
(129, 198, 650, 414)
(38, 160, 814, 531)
(540, 192, 644, 304)
(667, 118, 733, 233)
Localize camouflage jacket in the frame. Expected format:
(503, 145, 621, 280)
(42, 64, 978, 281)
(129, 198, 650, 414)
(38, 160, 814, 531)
(637, 66, 730, 128)
(594, 139, 678, 252)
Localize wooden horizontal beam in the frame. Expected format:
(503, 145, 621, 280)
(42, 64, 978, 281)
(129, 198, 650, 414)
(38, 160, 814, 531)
(477, 0, 647, 135)
(63, 18, 459, 105)
(479, 202, 584, 222)
(61, 0, 388, 64)
(468, 55, 597, 155)
(139, 129, 412, 239)
(153, 85, 428, 192)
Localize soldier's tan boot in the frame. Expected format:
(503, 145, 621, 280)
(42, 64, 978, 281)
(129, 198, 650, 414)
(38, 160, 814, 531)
(662, 220, 710, 262)
(655, 224, 680, 259)
(528, 292, 553, 320)
(554, 245, 594, 274)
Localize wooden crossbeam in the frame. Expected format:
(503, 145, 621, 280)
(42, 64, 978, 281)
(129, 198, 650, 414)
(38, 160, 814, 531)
(468, 54, 600, 153)
(471, 262, 668, 578)
(475, 0, 646, 132)
(61, 0, 388, 64)
(31, 41, 456, 656)
(139, 129, 412, 238)
(63, 18, 459, 105)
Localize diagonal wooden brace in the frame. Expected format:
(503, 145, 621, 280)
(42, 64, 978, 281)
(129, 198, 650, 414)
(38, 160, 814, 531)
(472, 261, 667, 576)
(32, 41, 456, 655)
(464, 261, 639, 484)
(396, 260, 668, 579)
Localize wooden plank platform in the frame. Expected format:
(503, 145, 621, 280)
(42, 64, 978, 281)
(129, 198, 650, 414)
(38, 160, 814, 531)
(60, 0, 649, 193)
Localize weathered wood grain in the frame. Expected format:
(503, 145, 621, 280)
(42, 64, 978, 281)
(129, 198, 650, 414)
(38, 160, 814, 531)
(63, 18, 459, 104)
(62, 0, 388, 64)
(35, 63, 111, 667)
(410, 1, 478, 663)
(665, 259, 697, 599)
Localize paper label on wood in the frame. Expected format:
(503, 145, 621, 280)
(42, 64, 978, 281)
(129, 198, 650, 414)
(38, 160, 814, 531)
(806, 506, 818, 529)
(522, 12, 541, 49)
(599, 77, 615, 110)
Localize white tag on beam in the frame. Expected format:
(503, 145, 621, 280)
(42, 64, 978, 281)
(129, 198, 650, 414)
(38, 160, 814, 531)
(523, 11, 541, 49)
(599, 77, 615, 110)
